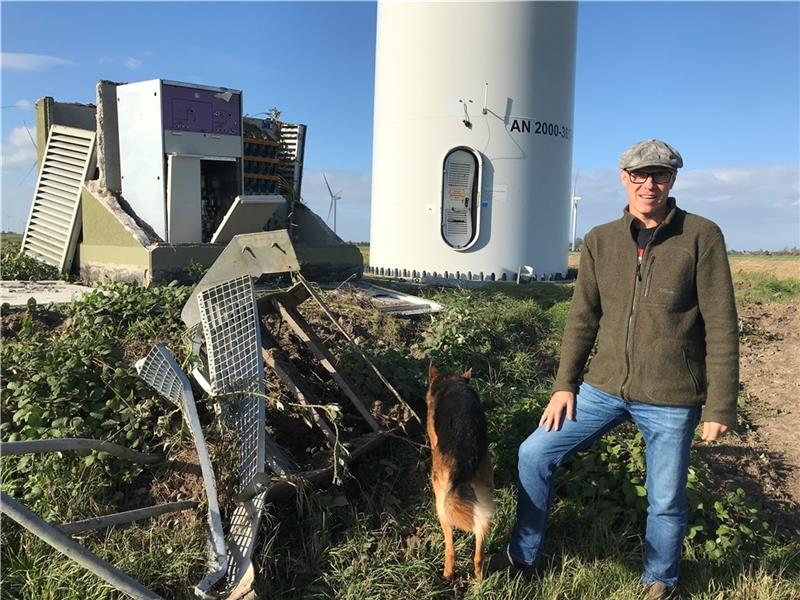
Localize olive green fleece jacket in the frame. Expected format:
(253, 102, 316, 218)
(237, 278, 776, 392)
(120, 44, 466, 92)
(552, 199, 739, 428)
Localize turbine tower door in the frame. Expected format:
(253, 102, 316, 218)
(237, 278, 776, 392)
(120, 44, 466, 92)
(441, 147, 481, 250)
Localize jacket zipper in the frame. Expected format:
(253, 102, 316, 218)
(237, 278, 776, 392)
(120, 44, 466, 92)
(621, 239, 655, 399)
(644, 256, 656, 297)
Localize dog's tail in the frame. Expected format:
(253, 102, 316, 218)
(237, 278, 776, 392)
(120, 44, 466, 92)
(444, 476, 495, 534)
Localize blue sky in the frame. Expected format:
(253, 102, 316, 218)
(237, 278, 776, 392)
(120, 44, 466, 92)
(2, 1, 798, 250)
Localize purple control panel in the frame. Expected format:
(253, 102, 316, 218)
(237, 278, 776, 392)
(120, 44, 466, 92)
(161, 83, 241, 135)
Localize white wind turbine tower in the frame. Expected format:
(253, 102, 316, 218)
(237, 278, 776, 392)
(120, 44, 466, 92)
(322, 173, 341, 234)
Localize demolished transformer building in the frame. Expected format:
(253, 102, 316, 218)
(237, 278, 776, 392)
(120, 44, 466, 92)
(21, 79, 363, 285)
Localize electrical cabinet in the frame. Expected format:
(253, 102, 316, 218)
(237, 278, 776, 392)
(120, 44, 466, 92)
(117, 79, 243, 243)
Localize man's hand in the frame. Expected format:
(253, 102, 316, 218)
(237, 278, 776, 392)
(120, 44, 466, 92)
(539, 391, 575, 432)
(701, 421, 728, 442)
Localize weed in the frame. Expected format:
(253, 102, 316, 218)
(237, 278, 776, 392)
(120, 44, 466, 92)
(1, 239, 58, 280)
(734, 272, 800, 303)
(2, 273, 797, 598)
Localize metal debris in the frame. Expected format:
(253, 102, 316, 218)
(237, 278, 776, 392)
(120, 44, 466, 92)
(181, 230, 300, 329)
(0, 439, 194, 600)
(136, 344, 228, 597)
(331, 281, 443, 316)
(168, 231, 417, 598)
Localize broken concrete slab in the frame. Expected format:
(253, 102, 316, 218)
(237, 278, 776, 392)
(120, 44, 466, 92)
(0, 280, 95, 307)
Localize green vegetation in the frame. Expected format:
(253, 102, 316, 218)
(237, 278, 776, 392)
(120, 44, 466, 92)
(251, 281, 796, 598)
(1, 238, 58, 280)
(1, 247, 798, 597)
(734, 272, 800, 304)
(1, 282, 203, 598)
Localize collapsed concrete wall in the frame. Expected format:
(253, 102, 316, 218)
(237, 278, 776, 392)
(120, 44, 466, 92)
(96, 81, 123, 194)
(35, 97, 96, 166)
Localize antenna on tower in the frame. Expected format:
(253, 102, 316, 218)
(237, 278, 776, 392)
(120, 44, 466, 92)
(322, 172, 341, 234)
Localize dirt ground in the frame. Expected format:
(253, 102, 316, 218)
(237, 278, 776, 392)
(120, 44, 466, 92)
(698, 299, 800, 533)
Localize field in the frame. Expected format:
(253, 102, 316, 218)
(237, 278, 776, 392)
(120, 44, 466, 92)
(1, 241, 799, 599)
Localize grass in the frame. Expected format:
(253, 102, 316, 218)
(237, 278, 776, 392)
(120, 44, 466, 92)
(246, 451, 800, 599)
(3, 240, 800, 598)
(734, 272, 800, 304)
(1, 514, 207, 599)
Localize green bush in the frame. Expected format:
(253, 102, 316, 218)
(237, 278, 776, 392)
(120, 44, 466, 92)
(1, 282, 193, 515)
(735, 272, 800, 303)
(0, 239, 58, 280)
(420, 288, 554, 384)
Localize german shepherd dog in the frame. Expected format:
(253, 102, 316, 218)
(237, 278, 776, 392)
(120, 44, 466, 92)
(426, 362, 495, 581)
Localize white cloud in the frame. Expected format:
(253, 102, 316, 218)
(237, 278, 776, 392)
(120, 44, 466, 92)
(676, 166, 799, 209)
(1, 52, 76, 71)
(97, 55, 114, 66)
(124, 57, 143, 69)
(1, 127, 38, 170)
(15, 99, 32, 110)
(573, 165, 800, 251)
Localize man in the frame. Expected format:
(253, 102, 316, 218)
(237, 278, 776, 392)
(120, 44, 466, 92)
(495, 139, 739, 599)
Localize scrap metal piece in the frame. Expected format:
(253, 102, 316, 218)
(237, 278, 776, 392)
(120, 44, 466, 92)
(0, 438, 162, 464)
(296, 274, 421, 424)
(195, 275, 291, 599)
(58, 500, 198, 535)
(274, 300, 382, 432)
(332, 281, 444, 316)
(198, 276, 271, 482)
(181, 230, 300, 329)
(1, 492, 163, 600)
(221, 493, 267, 599)
(136, 344, 228, 597)
(210, 195, 286, 244)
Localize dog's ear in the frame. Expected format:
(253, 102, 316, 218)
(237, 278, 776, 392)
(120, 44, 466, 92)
(428, 361, 440, 383)
(463, 367, 472, 382)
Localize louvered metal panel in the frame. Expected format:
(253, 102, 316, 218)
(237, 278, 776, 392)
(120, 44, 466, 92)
(21, 125, 96, 273)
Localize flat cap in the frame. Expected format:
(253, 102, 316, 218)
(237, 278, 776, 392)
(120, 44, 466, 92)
(619, 139, 683, 171)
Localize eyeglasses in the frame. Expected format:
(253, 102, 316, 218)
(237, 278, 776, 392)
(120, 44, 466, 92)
(626, 170, 673, 184)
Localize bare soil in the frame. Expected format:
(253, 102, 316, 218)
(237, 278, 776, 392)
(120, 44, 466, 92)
(0, 307, 64, 337)
(697, 299, 800, 534)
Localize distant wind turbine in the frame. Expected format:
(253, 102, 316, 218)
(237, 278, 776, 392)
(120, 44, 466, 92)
(570, 169, 581, 252)
(322, 172, 341, 233)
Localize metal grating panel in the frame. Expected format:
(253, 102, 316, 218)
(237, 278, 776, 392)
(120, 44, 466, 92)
(222, 492, 267, 596)
(197, 276, 267, 492)
(137, 346, 184, 406)
(21, 125, 96, 273)
(196, 277, 274, 598)
(136, 345, 228, 595)
(198, 276, 262, 395)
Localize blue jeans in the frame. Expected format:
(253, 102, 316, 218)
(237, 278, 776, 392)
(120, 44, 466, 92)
(508, 383, 700, 587)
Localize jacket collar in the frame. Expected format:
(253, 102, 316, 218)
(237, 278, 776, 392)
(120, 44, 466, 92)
(622, 197, 679, 241)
